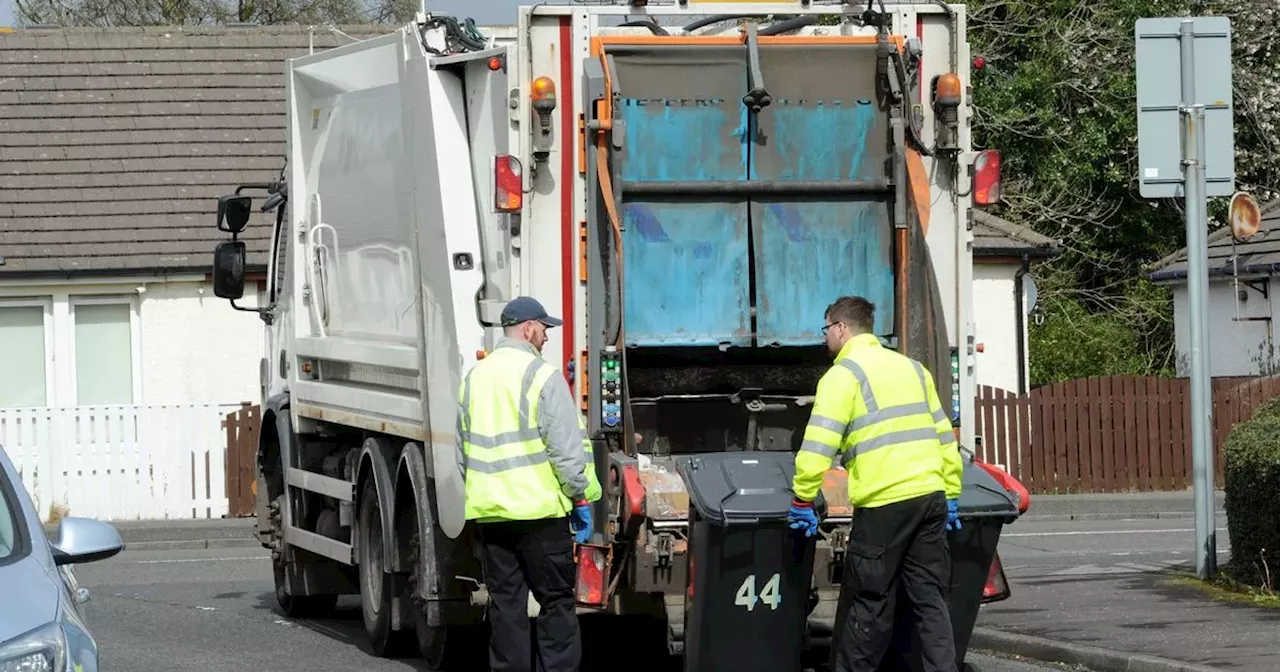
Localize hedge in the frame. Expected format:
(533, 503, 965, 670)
(1222, 398, 1280, 588)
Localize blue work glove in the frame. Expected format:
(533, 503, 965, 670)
(787, 499, 820, 538)
(946, 498, 962, 531)
(570, 501, 593, 544)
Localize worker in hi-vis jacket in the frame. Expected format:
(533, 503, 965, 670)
(456, 296, 602, 672)
(787, 295, 965, 672)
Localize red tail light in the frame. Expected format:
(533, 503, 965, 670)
(972, 149, 1002, 206)
(575, 543, 612, 608)
(495, 154, 523, 212)
(982, 551, 1011, 603)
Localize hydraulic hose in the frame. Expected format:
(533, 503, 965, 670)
(758, 15, 818, 36)
(618, 19, 668, 36)
(683, 14, 769, 33)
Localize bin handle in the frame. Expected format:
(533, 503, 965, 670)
(716, 487, 785, 526)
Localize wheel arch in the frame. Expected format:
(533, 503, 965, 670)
(258, 392, 292, 504)
(397, 442, 458, 628)
(397, 442, 484, 627)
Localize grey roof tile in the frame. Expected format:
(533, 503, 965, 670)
(1146, 201, 1280, 282)
(971, 210, 1061, 257)
(0, 24, 391, 276)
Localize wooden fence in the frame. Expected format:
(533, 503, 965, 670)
(223, 403, 260, 518)
(974, 375, 1280, 494)
(0, 404, 230, 521)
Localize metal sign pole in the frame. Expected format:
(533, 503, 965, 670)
(1178, 19, 1216, 580)
(1137, 15, 1232, 580)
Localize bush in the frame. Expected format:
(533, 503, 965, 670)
(1223, 410, 1280, 589)
(1252, 397, 1280, 422)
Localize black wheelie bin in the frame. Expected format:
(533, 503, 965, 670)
(874, 455, 1021, 672)
(676, 451, 825, 672)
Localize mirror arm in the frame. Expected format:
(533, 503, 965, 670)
(229, 299, 275, 325)
(219, 183, 285, 323)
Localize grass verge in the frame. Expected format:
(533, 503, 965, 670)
(1160, 567, 1280, 609)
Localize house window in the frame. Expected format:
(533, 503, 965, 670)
(0, 302, 51, 407)
(72, 300, 135, 405)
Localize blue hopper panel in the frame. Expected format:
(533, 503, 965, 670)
(752, 203, 895, 345)
(751, 97, 893, 345)
(622, 202, 752, 347)
(616, 73, 751, 347)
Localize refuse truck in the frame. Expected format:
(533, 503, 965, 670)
(206, 2, 1026, 669)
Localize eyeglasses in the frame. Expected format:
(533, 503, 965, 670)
(822, 322, 839, 335)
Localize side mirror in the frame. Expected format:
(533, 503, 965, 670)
(49, 517, 124, 566)
(217, 194, 253, 233)
(213, 240, 247, 300)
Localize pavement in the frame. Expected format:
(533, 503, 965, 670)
(977, 489, 1279, 671)
(72, 544, 1071, 672)
(91, 488, 1273, 671)
(1017, 490, 1227, 522)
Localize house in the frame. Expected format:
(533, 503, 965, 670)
(0, 24, 404, 519)
(970, 210, 1061, 394)
(1146, 202, 1280, 377)
(0, 24, 397, 410)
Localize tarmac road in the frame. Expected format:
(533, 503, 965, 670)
(72, 545, 1076, 672)
(994, 514, 1231, 576)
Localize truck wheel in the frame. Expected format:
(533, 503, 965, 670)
(400, 480, 486, 669)
(272, 551, 337, 618)
(963, 662, 984, 672)
(358, 482, 413, 657)
(270, 494, 336, 618)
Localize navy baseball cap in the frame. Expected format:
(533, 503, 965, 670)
(500, 296, 563, 328)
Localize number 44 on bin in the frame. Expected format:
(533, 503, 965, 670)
(734, 573, 783, 612)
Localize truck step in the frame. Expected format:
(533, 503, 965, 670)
(285, 524, 352, 564)
(287, 467, 353, 502)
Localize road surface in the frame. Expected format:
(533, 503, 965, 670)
(71, 545, 1078, 671)
(995, 514, 1230, 576)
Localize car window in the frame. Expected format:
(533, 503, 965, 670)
(0, 463, 28, 563)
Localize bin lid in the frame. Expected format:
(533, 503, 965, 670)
(958, 459, 1020, 519)
(675, 452, 801, 527)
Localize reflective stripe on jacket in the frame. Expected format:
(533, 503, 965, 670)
(792, 333, 963, 508)
(458, 341, 602, 522)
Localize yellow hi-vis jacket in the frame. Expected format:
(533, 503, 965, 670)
(458, 340, 602, 522)
(792, 333, 963, 509)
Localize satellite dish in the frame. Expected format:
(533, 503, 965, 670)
(1024, 276, 1039, 315)
(1229, 191, 1262, 242)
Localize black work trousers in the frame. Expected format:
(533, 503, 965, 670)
(830, 491, 956, 672)
(478, 517, 580, 672)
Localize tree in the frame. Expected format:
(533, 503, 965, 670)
(14, 0, 419, 26)
(968, 0, 1280, 384)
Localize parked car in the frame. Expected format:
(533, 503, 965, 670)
(0, 444, 124, 671)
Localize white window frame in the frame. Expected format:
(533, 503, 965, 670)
(0, 297, 55, 407)
(67, 295, 143, 406)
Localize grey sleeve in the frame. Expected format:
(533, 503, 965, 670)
(537, 371, 590, 500)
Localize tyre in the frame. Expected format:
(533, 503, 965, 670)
(963, 662, 984, 672)
(358, 482, 414, 657)
(402, 490, 487, 669)
(271, 494, 337, 618)
(272, 551, 338, 617)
